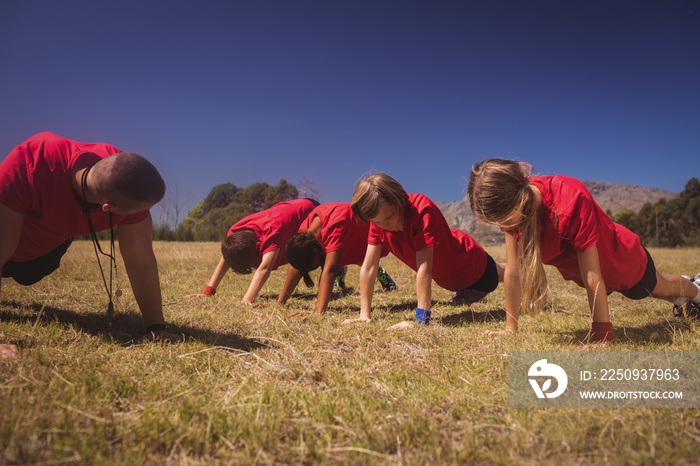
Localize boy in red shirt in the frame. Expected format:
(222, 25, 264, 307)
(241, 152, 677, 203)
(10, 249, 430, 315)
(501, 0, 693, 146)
(0, 131, 181, 350)
(278, 202, 397, 315)
(468, 158, 700, 342)
(344, 173, 504, 326)
(198, 199, 317, 304)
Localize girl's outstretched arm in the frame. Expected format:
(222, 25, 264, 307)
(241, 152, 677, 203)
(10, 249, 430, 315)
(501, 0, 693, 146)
(576, 244, 610, 323)
(503, 231, 521, 332)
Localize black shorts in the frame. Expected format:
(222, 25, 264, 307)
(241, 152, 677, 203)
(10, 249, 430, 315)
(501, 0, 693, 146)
(467, 253, 499, 294)
(305, 198, 321, 207)
(617, 247, 658, 300)
(1, 238, 73, 286)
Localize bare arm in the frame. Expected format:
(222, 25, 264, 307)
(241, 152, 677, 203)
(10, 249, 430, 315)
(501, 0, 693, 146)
(117, 216, 165, 327)
(277, 266, 303, 305)
(315, 249, 344, 314)
(0, 203, 24, 295)
(242, 249, 280, 304)
(503, 231, 521, 332)
(343, 243, 382, 324)
(415, 247, 433, 311)
(576, 244, 610, 323)
(207, 257, 230, 291)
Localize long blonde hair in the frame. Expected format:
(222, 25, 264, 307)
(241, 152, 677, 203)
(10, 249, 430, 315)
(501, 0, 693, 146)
(468, 158, 548, 314)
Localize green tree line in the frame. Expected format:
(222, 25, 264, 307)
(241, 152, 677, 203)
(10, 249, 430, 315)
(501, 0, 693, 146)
(151, 177, 700, 247)
(613, 177, 700, 247)
(153, 179, 299, 241)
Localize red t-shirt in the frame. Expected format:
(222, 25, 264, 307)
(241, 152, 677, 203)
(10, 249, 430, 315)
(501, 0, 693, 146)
(228, 198, 317, 270)
(299, 202, 388, 266)
(368, 193, 487, 291)
(0, 132, 150, 262)
(530, 175, 647, 291)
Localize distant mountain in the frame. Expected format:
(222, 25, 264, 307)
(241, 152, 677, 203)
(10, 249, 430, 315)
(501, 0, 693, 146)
(435, 181, 678, 244)
(581, 181, 677, 216)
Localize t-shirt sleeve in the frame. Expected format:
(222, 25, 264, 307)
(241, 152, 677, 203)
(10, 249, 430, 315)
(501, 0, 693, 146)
(411, 202, 440, 250)
(367, 222, 384, 245)
(562, 183, 599, 252)
(260, 230, 282, 256)
(323, 218, 347, 253)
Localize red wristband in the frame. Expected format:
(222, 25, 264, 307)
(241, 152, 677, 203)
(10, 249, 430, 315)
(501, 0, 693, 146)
(591, 322, 614, 342)
(203, 285, 216, 296)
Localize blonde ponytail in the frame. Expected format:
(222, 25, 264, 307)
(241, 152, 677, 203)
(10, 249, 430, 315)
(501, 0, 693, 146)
(468, 159, 548, 314)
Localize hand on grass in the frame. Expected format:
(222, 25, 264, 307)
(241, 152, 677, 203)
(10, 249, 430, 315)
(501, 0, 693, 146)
(0, 344, 18, 360)
(388, 321, 415, 330)
(341, 317, 371, 325)
(242, 299, 264, 307)
(184, 293, 208, 299)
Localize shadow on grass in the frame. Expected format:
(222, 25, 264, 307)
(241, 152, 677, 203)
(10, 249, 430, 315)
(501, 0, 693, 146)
(0, 300, 267, 351)
(305, 295, 414, 316)
(334, 287, 357, 297)
(440, 308, 507, 326)
(386, 301, 418, 313)
(259, 286, 357, 303)
(555, 320, 692, 345)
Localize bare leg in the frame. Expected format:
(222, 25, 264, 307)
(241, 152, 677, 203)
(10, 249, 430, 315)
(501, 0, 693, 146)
(650, 272, 699, 302)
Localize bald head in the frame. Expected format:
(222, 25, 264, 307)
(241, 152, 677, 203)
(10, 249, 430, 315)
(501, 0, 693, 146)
(91, 152, 166, 206)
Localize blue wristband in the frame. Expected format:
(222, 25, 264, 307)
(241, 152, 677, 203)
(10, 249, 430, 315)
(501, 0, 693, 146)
(415, 307, 431, 325)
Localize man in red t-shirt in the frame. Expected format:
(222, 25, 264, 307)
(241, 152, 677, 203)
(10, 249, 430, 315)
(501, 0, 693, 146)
(0, 132, 181, 354)
(197, 198, 318, 304)
(278, 202, 397, 314)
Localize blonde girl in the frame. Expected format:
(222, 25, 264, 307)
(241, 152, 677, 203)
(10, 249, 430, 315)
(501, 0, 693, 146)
(468, 158, 700, 342)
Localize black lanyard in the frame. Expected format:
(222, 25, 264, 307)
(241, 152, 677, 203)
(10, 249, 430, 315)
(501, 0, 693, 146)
(81, 166, 117, 321)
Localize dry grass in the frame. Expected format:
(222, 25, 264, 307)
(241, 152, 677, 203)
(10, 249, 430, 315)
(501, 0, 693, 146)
(1, 242, 699, 465)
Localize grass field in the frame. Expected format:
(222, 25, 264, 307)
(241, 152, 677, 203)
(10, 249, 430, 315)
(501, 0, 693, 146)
(1, 242, 699, 465)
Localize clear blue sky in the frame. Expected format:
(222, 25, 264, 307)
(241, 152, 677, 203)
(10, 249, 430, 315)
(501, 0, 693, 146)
(1, 1, 698, 224)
